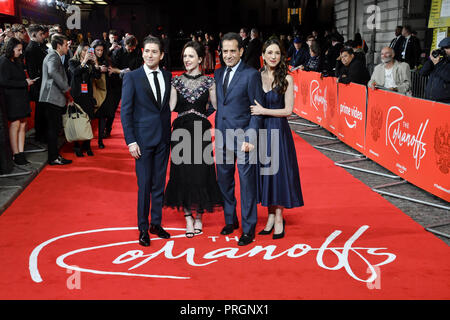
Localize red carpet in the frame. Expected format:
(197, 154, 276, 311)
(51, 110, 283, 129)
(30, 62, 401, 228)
(0, 112, 449, 300)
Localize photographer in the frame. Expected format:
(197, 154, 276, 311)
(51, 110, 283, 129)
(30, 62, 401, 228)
(68, 42, 101, 157)
(420, 37, 450, 104)
(107, 30, 120, 57)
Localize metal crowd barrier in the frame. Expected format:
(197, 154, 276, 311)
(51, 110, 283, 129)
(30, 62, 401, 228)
(410, 70, 429, 99)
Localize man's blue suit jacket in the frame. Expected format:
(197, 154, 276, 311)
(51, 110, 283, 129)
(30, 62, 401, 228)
(214, 61, 265, 149)
(120, 66, 172, 148)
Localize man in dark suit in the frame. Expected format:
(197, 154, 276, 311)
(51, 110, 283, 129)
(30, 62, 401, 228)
(25, 24, 48, 144)
(389, 26, 404, 61)
(214, 32, 265, 246)
(105, 35, 143, 138)
(399, 25, 422, 69)
(121, 36, 172, 247)
(240, 28, 250, 58)
(243, 28, 263, 70)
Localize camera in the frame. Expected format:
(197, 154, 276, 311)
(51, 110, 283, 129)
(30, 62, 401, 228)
(431, 48, 445, 58)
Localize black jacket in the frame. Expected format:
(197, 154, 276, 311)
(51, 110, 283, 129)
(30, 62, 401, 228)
(324, 42, 344, 73)
(390, 35, 405, 61)
(336, 58, 370, 86)
(398, 36, 422, 69)
(68, 59, 101, 118)
(24, 40, 47, 101)
(111, 46, 143, 72)
(290, 46, 310, 68)
(0, 56, 31, 120)
(244, 38, 263, 70)
(68, 59, 101, 98)
(420, 56, 450, 103)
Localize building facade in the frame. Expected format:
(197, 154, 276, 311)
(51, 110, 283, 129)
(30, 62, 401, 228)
(334, 0, 432, 67)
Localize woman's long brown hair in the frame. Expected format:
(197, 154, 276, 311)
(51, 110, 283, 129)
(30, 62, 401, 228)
(262, 38, 289, 95)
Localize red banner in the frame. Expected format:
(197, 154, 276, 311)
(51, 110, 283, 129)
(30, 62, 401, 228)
(0, 0, 15, 16)
(336, 83, 367, 153)
(292, 70, 338, 132)
(365, 88, 450, 201)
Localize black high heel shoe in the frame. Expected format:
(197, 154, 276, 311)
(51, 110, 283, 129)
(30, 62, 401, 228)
(273, 220, 285, 240)
(258, 224, 274, 235)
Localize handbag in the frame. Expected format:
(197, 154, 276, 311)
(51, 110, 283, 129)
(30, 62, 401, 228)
(93, 73, 107, 114)
(62, 102, 93, 142)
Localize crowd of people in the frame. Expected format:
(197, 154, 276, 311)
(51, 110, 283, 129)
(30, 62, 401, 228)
(0, 24, 146, 166)
(0, 22, 448, 244)
(284, 25, 449, 102)
(176, 25, 449, 104)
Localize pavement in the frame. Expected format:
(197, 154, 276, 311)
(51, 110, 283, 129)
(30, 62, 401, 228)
(1, 121, 449, 245)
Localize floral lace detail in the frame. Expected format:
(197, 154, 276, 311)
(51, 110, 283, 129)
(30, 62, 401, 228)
(172, 74, 214, 104)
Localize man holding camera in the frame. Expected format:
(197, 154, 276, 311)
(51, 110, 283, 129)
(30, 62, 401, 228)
(420, 37, 450, 104)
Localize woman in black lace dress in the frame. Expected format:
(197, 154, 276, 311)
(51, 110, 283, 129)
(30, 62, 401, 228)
(164, 41, 223, 238)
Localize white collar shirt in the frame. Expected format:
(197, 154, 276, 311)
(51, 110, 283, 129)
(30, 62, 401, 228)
(223, 59, 242, 86)
(144, 64, 165, 103)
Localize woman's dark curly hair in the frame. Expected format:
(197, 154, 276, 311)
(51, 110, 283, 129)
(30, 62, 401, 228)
(4, 37, 23, 60)
(262, 38, 289, 95)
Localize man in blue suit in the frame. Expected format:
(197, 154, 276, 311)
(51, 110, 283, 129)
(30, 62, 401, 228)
(214, 32, 265, 246)
(121, 36, 172, 247)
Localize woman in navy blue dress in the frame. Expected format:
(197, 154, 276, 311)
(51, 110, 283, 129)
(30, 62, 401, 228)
(250, 38, 304, 239)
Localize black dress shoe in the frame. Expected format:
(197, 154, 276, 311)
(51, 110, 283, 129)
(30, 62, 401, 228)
(13, 153, 29, 165)
(220, 221, 239, 235)
(139, 230, 150, 247)
(103, 129, 111, 138)
(49, 156, 72, 165)
(86, 149, 94, 156)
(98, 141, 105, 149)
(74, 147, 84, 157)
(149, 224, 171, 239)
(238, 233, 254, 246)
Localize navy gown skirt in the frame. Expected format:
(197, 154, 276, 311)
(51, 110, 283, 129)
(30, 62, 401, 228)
(259, 89, 304, 209)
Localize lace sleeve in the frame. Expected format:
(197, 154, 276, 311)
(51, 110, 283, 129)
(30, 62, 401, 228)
(203, 76, 215, 90)
(171, 76, 182, 92)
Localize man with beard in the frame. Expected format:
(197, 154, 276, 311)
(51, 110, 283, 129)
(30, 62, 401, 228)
(368, 47, 411, 94)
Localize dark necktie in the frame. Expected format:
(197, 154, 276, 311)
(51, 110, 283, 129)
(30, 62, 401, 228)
(390, 38, 397, 48)
(152, 71, 161, 106)
(223, 67, 232, 96)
